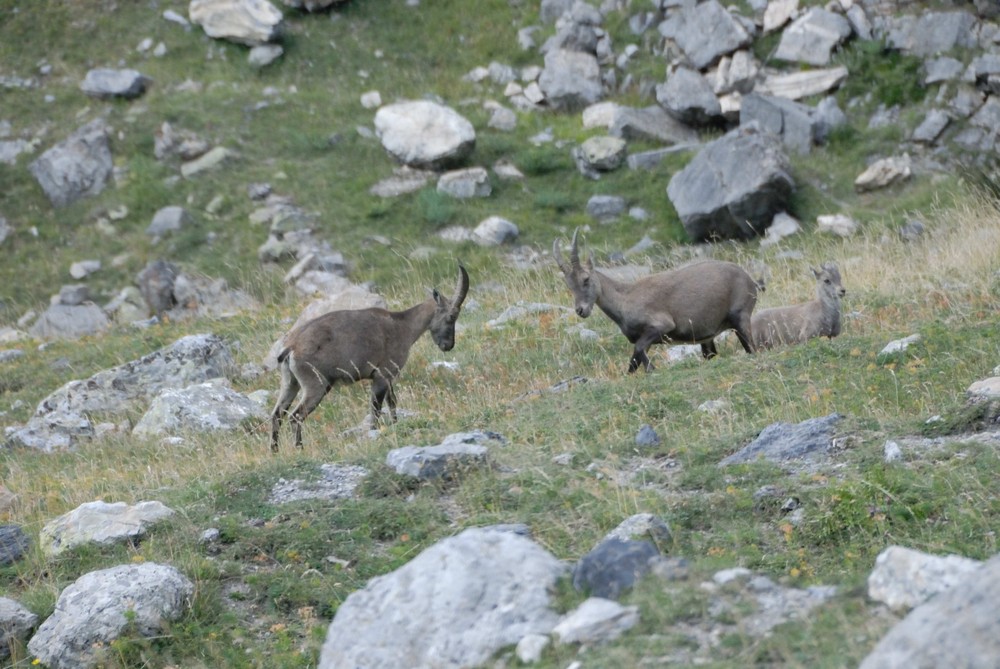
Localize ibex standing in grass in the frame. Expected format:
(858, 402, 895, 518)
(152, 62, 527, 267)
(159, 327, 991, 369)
(553, 229, 759, 373)
(270, 264, 469, 451)
(751, 262, 845, 351)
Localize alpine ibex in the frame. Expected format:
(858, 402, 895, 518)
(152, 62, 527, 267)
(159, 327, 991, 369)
(751, 262, 845, 350)
(553, 230, 759, 372)
(270, 264, 469, 451)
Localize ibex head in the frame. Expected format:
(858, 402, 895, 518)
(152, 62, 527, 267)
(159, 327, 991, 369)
(429, 263, 470, 351)
(813, 262, 846, 301)
(553, 228, 597, 318)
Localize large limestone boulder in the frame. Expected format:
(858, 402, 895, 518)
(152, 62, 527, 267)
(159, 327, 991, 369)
(538, 48, 603, 111)
(28, 119, 113, 208)
(189, 0, 284, 46)
(667, 125, 794, 241)
(374, 100, 476, 169)
(133, 380, 267, 436)
(28, 563, 193, 669)
(860, 552, 1000, 669)
(39, 501, 175, 557)
(318, 527, 567, 669)
(773, 7, 853, 66)
(657, 0, 751, 70)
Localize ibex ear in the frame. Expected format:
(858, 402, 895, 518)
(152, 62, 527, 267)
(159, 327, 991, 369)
(811, 267, 821, 279)
(433, 288, 444, 305)
(585, 252, 594, 271)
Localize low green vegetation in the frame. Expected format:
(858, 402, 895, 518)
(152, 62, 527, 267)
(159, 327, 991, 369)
(2, 0, 1000, 667)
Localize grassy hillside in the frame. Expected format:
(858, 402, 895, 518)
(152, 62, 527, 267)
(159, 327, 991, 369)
(2, 0, 1000, 666)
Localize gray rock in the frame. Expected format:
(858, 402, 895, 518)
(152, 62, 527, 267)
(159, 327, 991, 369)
(39, 500, 174, 557)
(146, 205, 192, 239)
(69, 259, 101, 280)
(604, 513, 672, 546)
(855, 155, 912, 193)
(667, 125, 794, 242)
(574, 135, 626, 173)
(626, 144, 699, 170)
(80, 68, 151, 99)
(540, 0, 573, 24)
(386, 430, 503, 480)
(374, 100, 476, 169)
(28, 119, 113, 208)
(28, 303, 109, 341)
(911, 109, 950, 144)
(0, 138, 34, 165)
(610, 105, 699, 144)
(0, 349, 25, 363)
(657, 0, 751, 69)
(882, 11, 978, 57)
(868, 546, 983, 612)
(656, 66, 722, 126)
(709, 50, 759, 95)
(0, 597, 37, 661)
(0, 525, 30, 566)
(437, 167, 491, 198)
(860, 552, 1000, 669)
(28, 563, 193, 669)
(573, 538, 661, 599)
(587, 194, 627, 222)
(538, 48, 603, 111)
(755, 66, 848, 101)
(720, 413, 842, 465)
(248, 43, 283, 67)
(33, 334, 235, 420)
(773, 8, 852, 66)
(740, 93, 819, 155)
(181, 146, 234, 178)
(318, 527, 567, 669)
(924, 56, 965, 85)
(474, 216, 519, 246)
(879, 334, 921, 357)
(553, 597, 640, 645)
(3, 408, 94, 452)
(58, 283, 91, 306)
(516, 633, 550, 664)
(189, 0, 284, 46)
(634, 423, 661, 447)
(816, 213, 858, 237)
(133, 379, 267, 437)
(970, 96, 1000, 134)
(269, 463, 369, 504)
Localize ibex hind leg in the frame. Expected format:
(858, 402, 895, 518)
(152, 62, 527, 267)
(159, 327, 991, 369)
(732, 312, 756, 354)
(289, 384, 330, 449)
(270, 361, 301, 452)
(701, 341, 718, 359)
(370, 377, 397, 426)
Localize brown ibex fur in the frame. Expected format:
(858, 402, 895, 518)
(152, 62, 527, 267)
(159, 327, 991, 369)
(751, 262, 845, 350)
(270, 264, 469, 451)
(554, 230, 759, 373)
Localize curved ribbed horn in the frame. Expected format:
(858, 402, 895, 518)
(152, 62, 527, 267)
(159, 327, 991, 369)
(570, 228, 581, 268)
(553, 238, 569, 273)
(451, 264, 470, 313)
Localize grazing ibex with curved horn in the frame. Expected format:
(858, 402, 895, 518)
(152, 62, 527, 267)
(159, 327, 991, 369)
(751, 262, 845, 351)
(270, 264, 470, 451)
(553, 230, 759, 373)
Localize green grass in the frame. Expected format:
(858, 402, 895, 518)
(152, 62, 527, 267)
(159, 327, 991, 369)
(3, 0, 1000, 666)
